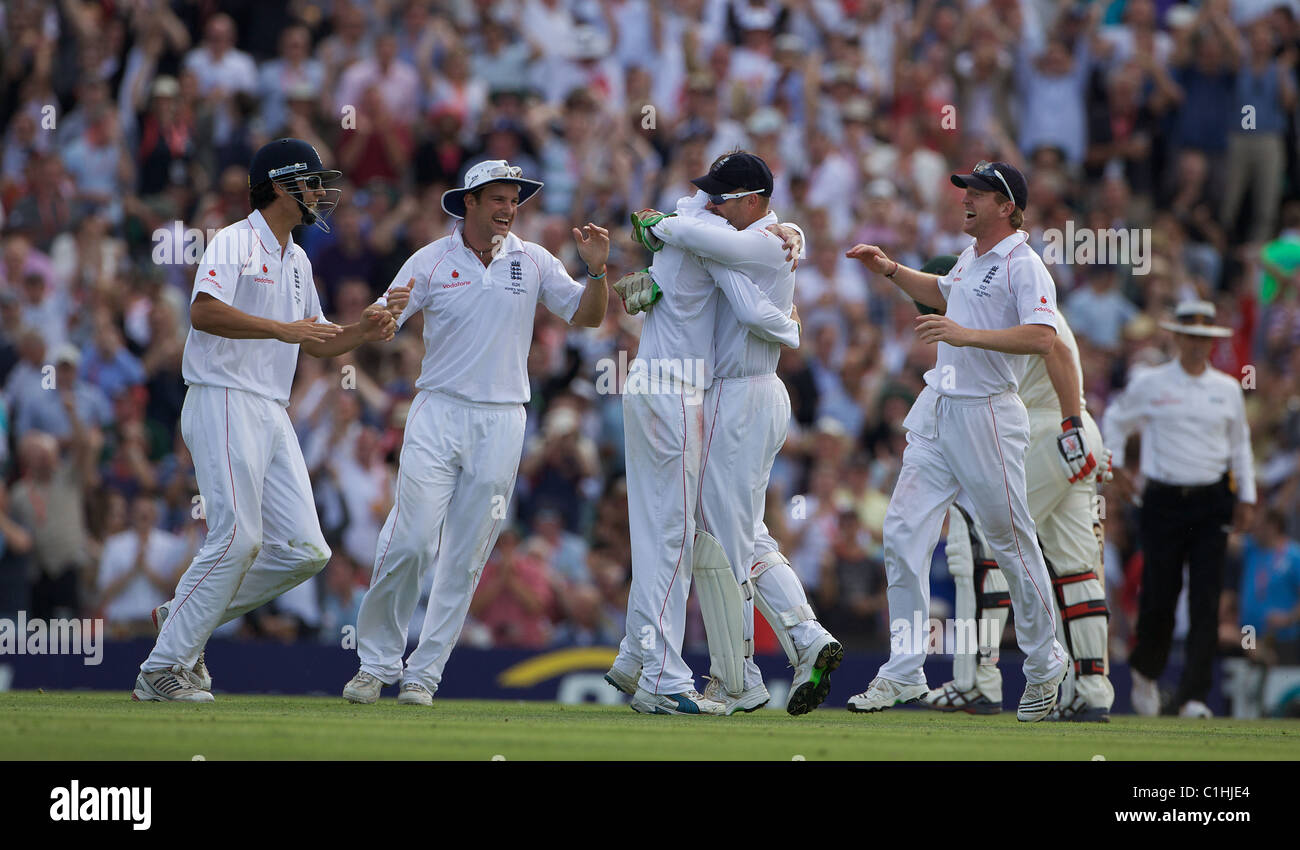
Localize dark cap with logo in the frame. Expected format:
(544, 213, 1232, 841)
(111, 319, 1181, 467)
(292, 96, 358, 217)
(691, 152, 774, 197)
(950, 161, 1028, 210)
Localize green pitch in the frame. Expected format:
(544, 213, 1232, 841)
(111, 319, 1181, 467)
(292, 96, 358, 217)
(2, 691, 1298, 760)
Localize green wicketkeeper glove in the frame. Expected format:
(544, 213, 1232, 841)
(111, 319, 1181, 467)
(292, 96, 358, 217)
(630, 209, 674, 253)
(613, 269, 662, 315)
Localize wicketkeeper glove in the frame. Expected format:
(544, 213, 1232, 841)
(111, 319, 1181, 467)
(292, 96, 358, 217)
(1056, 415, 1098, 484)
(630, 209, 674, 253)
(613, 269, 662, 315)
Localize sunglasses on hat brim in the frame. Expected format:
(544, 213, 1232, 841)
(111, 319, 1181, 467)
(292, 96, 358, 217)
(707, 189, 765, 205)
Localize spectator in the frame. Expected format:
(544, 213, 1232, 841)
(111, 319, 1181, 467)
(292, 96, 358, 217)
(14, 345, 112, 442)
(469, 528, 556, 649)
(1234, 507, 1300, 666)
(95, 491, 188, 638)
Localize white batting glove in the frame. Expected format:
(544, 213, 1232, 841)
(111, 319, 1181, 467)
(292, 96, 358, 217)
(1056, 416, 1099, 484)
(1093, 446, 1114, 484)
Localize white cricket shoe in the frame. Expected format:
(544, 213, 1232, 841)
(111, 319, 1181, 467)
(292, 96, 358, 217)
(630, 686, 726, 716)
(132, 669, 215, 703)
(1018, 664, 1067, 722)
(343, 670, 384, 704)
(604, 666, 640, 696)
(398, 682, 434, 706)
(702, 676, 771, 715)
(926, 680, 1002, 715)
(846, 677, 929, 713)
(788, 633, 844, 716)
(1179, 700, 1213, 718)
(152, 601, 212, 691)
(1130, 669, 1160, 717)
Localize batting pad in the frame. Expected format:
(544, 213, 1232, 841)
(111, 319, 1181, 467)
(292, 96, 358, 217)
(693, 531, 749, 697)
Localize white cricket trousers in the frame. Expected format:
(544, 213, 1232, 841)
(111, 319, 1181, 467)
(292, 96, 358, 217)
(355, 390, 525, 693)
(880, 387, 1067, 686)
(697, 374, 800, 689)
(144, 385, 330, 672)
(613, 381, 705, 695)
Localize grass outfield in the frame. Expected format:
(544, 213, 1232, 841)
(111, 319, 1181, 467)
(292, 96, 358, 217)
(1, 691, 1298, 760)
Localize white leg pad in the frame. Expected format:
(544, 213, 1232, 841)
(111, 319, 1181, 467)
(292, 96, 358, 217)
(694, 531, 749, 696)
(751, 550, 812, 666)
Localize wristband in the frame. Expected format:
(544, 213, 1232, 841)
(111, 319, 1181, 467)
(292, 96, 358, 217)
(587, 268, 606, 280)
(886, 261, 900, 278)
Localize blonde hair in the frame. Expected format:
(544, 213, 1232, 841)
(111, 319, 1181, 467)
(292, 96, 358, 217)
(996, 193, 1024, 229)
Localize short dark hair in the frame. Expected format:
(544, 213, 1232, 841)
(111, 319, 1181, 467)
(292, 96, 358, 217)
(249, 180, 278, 212)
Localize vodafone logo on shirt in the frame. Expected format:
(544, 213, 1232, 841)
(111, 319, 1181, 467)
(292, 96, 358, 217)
(443, 269, 471, 289)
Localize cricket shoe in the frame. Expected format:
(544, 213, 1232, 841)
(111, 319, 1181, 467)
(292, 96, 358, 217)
(132, 669, 215, 702)
(630, 686, 726, 716)
(925, 680, 1002, 715)
(1130, 669, 1160, 717)
(398, 682, 434, 706)
(152, 601, 212, 691)
(1045, 694, 1110, 723)
(788, 633, 843, 716)
(604, 666, 640, 696)
(702, 676, 771, 715)
(343, 670, 384, 704)
(1017, 664, 1067, 722)
(846, 677, 929, 713)
(1178, 700, 1213, 718)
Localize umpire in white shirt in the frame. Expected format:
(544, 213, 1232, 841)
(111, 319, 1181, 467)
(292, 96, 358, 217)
(1103, 300, 1256, 717)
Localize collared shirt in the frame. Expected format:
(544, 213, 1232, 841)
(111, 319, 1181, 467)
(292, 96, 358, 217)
(1018, 311, 1087, 415)
(640, 193, 799, 390)
(97, 528, 189, 623)
(1102, 359, 1256, 503)
(929, 230, 1058, 398)
(391, 228, 585, 404)
(182, 210, 326, 407)
(651, 204, 803, 378)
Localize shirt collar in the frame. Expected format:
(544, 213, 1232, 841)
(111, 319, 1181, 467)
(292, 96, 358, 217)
(248, 210, 291, 255)
(453, 225, 524, 259)
(745, 210, 780, 232)
(985, 230, 1028, 258)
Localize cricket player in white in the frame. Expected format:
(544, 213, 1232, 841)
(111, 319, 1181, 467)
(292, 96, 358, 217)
(624, 152, 843, 717)
(914, 256, 1114, 721)
(603, 182, 801, 715)
(341, 161, 610, 706)
(844, 161, 1069, 722)
(134, 138, 397, 702)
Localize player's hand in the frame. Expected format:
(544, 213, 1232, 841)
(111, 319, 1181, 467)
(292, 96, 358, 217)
(384, 278, 414, 319)
(1233, 501, 1255, 535)
(361, 304, 397, 342)
(630, 209, 671, 252)
(846, 243, 895, 277)
(573, 222, 611, 271)
(913, 314, 970, 346)
(613, 269, 661, 315)
(276, 316, 343, 344)
(1056, 416, 1098, 484)
(767, 223, 803, 268)
(1093, 446, 1114, 484)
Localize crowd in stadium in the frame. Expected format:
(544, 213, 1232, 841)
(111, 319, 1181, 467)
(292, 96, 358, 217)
(0, 0, 1298, 675)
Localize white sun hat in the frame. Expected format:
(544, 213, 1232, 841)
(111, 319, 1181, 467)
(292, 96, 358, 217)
(441, 160, 544, 219)
(1158, 299, 1233, 338)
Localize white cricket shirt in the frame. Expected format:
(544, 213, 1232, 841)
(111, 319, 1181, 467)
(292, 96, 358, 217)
(182, 210, 327, 406)
(651, 204, 801, 378)
(639, 193, 799, 389)
(391, 228, 586, 404)
(1102, 359, 1256, 502)
(1018, 311, 1087, 414)
(928, 230, 1059, 397)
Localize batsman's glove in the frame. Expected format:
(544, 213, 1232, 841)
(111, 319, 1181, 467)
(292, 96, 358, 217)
(1056, 415, 1098, 484)
(613, 269, 662, 315)
(1094, 446, 1114, 484)
(630, 209, 674, 253)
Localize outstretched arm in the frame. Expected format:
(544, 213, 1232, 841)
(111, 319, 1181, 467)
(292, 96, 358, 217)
(706, 259, 800, 348)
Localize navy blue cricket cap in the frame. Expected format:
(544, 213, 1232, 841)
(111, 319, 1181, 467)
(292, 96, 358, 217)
(691, 151, 774, 197)
(950, 160, 1028, 211)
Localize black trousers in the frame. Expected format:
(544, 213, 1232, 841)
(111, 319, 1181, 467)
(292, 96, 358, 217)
(1130, 476, 1235, 706)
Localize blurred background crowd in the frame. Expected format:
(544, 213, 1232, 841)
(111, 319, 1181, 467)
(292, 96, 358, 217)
(1, 0, 1298, 680)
